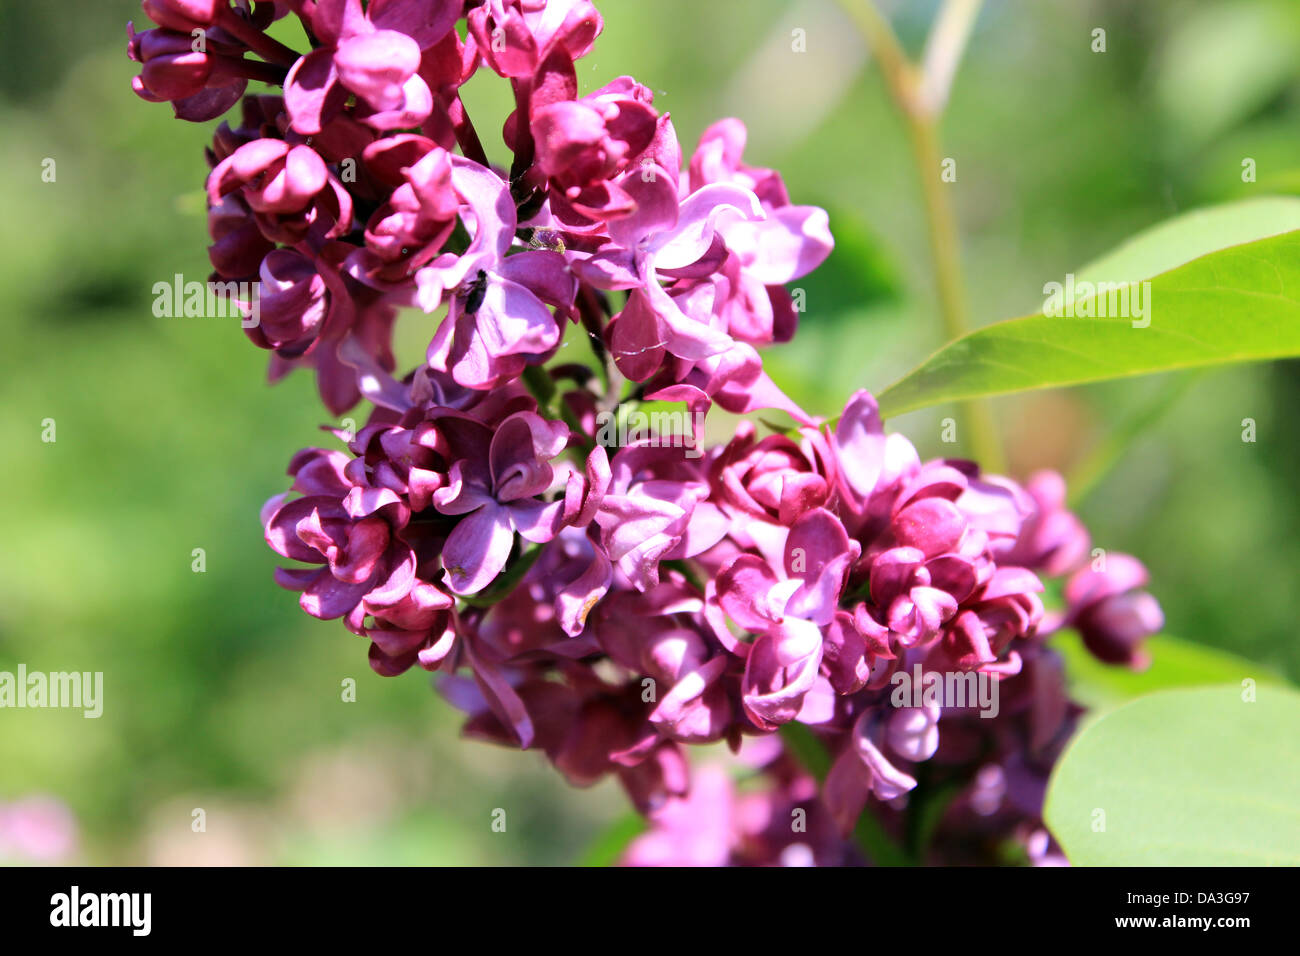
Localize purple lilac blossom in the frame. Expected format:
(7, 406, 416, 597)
(129, 0, 1163, 865)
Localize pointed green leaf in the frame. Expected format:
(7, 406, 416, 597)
(877, 227, 1300, 418)
(1070, 197, 1300, 295)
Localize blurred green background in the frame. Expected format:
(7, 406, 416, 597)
(1, 0, 1298, 864)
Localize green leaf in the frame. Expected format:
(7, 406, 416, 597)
(576, 813, 646, 867)
(1069, 197, 1300, 298)
(877, 228, 1300, 418)
(1054, 631, 1286, 712)
(1044, 685, 1300, 865)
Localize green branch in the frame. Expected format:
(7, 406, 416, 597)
(835, 0, 1002, 470)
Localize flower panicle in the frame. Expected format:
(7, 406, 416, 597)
(130, 0, 1161, 866)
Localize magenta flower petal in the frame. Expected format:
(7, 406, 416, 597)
(555, 548, 613, 636)
(597, 493, 684, 562)
(442, 503, 516, 594)
(834, 390, 887, 499)
(853, 720, 918, 799)
(1064, 552, 1148, 607)
(357, 72, 433, 131)
(723, 205, 834, 284)
(717, 554, 783, 632)
(741, 617, 823, 729)
(273, 566, 319, 592)
(463, 636, 535, 749)
(172, 79, 246, 122)
(494, 250, 577, 313)
(489, 412, 568, 499)
(330, 517, 390, 583)
(284, 48, 346, 136)
(606, 169, 680, 249)
(608, 289, 668, 381)
(141, 0, 221, 32)
(575, 248, 640, 290)
(783, 508, 857, 626)
(869, 547, 927, 604)
(894, 498, 967, 557)
(367, 0, 462, 47)
(300, 569, 373, 620)
(265, 497, 332, 563)
(432, 461, 493, 515)
(311, 0, 369, 46)
(643, 279, 733, 361)
(654, 182, 762, 269)
(508, 499, 565, 544)
(1078, 591, 1163, 666)
(289, 448, 352, 498)
(649, 655, 730, 742)
(823, 611, 873, 694)
(335, 30, 421, 111)
(981, 566, 1044, 602)
(474, 275, 563, 357)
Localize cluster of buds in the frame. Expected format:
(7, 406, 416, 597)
(130, 0, 1162, 864)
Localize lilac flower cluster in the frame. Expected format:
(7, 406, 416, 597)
(130, 0, 1162, 864)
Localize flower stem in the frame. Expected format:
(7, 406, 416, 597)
(522, 364, 557, 413)
(448, 94, 491, 168)
(905, 115, 1004, 471)
(577, 284, 626, 411)
(836, 0, 1002, 471)
(834, 0, 916, 116)
(217, 55, 289, 87)
(919, 0, 983, 116)
(217, 7, 303, 69)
